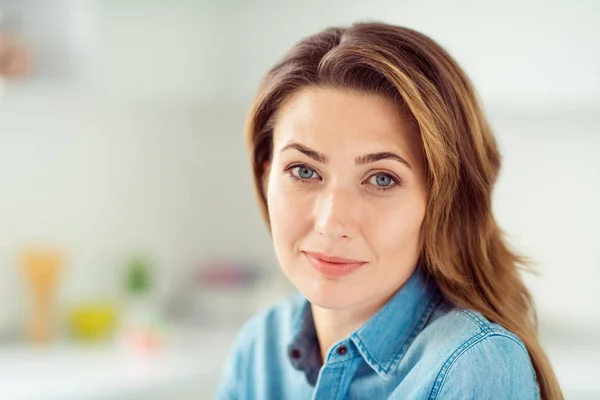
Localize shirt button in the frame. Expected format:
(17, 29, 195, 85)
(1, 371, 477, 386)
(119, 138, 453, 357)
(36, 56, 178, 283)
(337, 345, 348, 356)
(290, 348, 302, 360)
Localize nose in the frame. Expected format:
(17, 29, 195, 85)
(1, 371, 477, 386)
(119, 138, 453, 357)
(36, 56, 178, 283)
(313, 187, 357, 240)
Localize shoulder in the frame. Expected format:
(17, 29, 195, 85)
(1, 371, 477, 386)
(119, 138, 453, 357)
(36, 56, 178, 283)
(220, 291, 306, 368)
(423, 305, 540, 399)
(232, 291, 306, 348)
(216, 293, 305, 399)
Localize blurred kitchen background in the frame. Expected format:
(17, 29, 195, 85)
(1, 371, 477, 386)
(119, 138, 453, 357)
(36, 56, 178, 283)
(0, 1, 598, 399)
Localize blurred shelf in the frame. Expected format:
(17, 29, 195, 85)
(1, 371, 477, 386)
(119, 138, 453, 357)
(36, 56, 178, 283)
(0, 327, 237, 400)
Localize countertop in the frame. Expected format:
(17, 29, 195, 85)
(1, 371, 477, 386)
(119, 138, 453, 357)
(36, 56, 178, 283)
(0, 328, 237, 400)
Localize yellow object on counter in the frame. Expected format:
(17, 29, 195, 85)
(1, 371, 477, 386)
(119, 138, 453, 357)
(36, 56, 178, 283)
(69, 303, 119, 341)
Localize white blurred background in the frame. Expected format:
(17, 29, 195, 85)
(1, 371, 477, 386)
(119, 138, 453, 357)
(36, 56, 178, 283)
(0, 1, 598, 399)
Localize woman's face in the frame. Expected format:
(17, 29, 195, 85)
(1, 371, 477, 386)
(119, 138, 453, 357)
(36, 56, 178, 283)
(267, 87, 428, 311)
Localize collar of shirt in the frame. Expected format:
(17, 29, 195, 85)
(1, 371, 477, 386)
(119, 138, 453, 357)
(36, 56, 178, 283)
(287, 267, 441, 383)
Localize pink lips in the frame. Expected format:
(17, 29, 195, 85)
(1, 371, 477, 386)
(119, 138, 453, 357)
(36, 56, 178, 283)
(303, 251, 366, 277)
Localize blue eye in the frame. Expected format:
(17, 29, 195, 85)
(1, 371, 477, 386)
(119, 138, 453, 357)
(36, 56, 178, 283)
(375, 174, 392, 186)
(368, 173, 398, 191)
(297, 167, 314, 179)
(289, 165, 318, 181)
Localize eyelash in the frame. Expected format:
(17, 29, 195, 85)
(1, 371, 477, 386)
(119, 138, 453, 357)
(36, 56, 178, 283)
(285, 164, 402, 192)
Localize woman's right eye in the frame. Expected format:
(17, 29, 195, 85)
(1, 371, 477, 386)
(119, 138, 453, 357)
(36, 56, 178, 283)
(287, 165, 320, 182)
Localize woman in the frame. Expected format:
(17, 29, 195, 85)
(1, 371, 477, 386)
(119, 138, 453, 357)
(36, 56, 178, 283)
(217, 22, 563, 399)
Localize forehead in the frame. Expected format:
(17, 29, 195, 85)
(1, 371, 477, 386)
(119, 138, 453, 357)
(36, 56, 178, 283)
(272, 87, 422, 163)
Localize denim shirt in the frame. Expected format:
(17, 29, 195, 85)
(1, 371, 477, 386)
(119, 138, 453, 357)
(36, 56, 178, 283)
(216, 269, 540, 399)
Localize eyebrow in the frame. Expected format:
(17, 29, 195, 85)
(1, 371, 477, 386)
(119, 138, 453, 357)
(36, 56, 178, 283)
(281, 142, 412, 170)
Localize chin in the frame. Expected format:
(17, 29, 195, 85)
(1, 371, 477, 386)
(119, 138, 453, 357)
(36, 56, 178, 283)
(290, 271, 366, 311)
(305, 293, 357, 310)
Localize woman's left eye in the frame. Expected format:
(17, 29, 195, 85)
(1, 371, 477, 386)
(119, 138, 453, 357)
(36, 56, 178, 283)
(367, 173, 398, 190)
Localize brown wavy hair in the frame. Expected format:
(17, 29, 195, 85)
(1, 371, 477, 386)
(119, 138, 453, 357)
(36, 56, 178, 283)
(244, 22, 562, 399)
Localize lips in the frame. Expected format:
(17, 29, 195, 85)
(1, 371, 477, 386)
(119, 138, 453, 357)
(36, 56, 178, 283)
(303, 251, 366, 277)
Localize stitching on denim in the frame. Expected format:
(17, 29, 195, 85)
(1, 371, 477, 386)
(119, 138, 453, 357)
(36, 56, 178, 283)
(326, 354, 362, 366)
(458, 309, 493, 334)
(428, 331, 488, 399)
(353, 292, 443, 376)
(352, 335, 382, 374)
(428, 332, 534, 399)
(458, 309, 530, 350)
(491, 333, 540, 397)
(329, 365, 345, 400)
(383, 293, 443, 373)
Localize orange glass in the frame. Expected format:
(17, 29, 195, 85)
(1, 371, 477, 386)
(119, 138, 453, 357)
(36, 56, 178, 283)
(20, 248, 64, 344)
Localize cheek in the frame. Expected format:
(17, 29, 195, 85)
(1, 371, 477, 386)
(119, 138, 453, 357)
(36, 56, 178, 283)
(366, 196, 426, 256)
(267, 177, 310, 246)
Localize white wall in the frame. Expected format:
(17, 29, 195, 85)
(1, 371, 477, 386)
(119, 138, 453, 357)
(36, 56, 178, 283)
(490, 110, 600, 330)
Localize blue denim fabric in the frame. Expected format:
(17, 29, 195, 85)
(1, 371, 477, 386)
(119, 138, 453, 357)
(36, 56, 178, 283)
(216, 269, 540, 399)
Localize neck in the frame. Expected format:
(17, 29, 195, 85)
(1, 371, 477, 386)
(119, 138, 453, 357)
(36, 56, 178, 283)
(311, 296, 388, 363)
